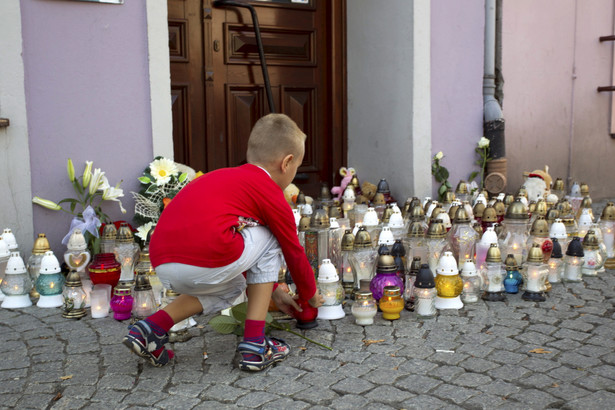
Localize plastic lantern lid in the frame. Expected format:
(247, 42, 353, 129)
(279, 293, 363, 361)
(460, 259, 479, 277)
(475, 193, 487, 206)
(480, 226, 498, 245)
(342, 186, 356, 201)
(391, 203, 401, 213)
(67, 229, 87, 251)
(415, 263, 436, 288)
(435, 251, 458, 275)
(550, 238, 563, 258)
(39, 251, 61, 274)
(329, 217, 340, 229)
(578, 209, 593, 229)
(570, 181, 581, 196)
(566, 237, 584, 257)
(363, 208, 379, 226)
(293, 209, 301, 226)
(549, 219, 567, 239)
(317, 259, 339, 283)
(388, 211, 404, 228)
(435, 212, 451, 228)
(486, 243, 502, 262)
(2, 228, 18, 250)
(0, 236, 9, 258)
(5, 252, 26, 274)
(391, 240, 406, 257)
(378, 226, 395, 246)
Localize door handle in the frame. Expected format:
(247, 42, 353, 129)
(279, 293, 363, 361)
(0, 118, 9, 128)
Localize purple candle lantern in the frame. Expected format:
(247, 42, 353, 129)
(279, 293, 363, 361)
(370, 252, 404, 301)
(110, 284, 134, 321)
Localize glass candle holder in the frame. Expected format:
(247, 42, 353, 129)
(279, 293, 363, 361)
(563, 237, 584, 282)
(522, 244, 548, 302)
(503, 254, 523, 294)
(114, 223, 140, 285)
(62, 270, 87, 319)
(351, 291, 377, 325)
(0, 237, 9, 302)
(90, 289, 110, 319)
(36, 251, 65, 308)
(460, 259, 481, 303)
(317, 259, 345, 320)
(481, 244, 506, 302)
(110, 284, 134, 321)
(64, 229, 91, 275)
(379, 286, 404, 320)
(434, 252, 464, 310)
(1, 252, 33, 308)
(88, 253, 122, 289)
(132, 272, 158, 321)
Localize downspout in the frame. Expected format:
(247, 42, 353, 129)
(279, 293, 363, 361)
(483, 0, 506, 194)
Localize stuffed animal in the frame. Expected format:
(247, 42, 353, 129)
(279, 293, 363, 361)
(283, 183, 300, 206)
(331, 167, 356, 201)
(523, 166, 553, 203)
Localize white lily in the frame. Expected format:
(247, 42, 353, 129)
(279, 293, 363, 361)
(88, 168, 105, 195)
(82, 161, 93, 188)
(102, 180, 126, 213)
(135, 222, 156, 242)
(32, 196, 62, 211)
(434, 151, 443, 160)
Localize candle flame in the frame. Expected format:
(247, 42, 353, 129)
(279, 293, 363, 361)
(50, 282, 54, 289)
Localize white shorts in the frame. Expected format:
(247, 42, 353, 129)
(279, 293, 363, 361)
(155, 226, 283, 315)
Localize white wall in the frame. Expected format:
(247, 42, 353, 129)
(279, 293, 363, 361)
(0, 1, 33, 249)
(347, 0, 432, 202)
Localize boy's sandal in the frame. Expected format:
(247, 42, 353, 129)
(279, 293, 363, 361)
(122, 321, 171, 367)
(237, 336, 291, 371)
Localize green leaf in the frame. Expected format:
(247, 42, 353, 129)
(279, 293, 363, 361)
(145, 184, 159, 195)
(72, 179, 84, 196)
(178, 172, 188, 183)
(438, 184, 448, 196)
(57, 198, 79, 205)
(208, 315, 240, 334)
(138, 176, 151, 184)
(445, 181, 452, 188)
(70, 201, 76, 213)
(468, 171, 479, 182)
(230, 302, 248, 323)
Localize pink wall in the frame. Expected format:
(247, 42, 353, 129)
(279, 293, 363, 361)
(21, 0, 153, 255)
(503, 0, 615, 199)
(431, 0, 485, 197)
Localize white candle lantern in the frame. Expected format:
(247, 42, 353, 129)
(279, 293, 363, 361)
(434, 251, 464, 310)
(341, 185, 356, 219)
(550, 218, 570, 253)
(547, 238, 564, 284)
(100, 223, 118, 254)
(2, 228, 19, 252)
(363, 207, 381, 247)
(522, 244, 548, 302)
(460, 259, 481, 303)
(340, 230, 355, 296)
(64, 229, 91, 278)
(27, 233, 51, 300)
(351, 290, 377, 325)
(329, 217, 343, 274)
(448, 207, 479, 267)
(413, 263, 437, 319)
(426, 221, 448, 273)
(403, 220, 428, 267)
(581, 231, 604, 276)
(498, 198, 529, 267)
(0, 236, 10, 302)
(378, 226, 395, 247)
(0, 252, 32, 308)
(36, 251, 65, 308)
(349, 227, 377, 295)
(132, 271, 158, 321)
(526, 216, 552, 263)
(476, 226, 498, 270)
(599, 202, 615, 269)
(316, 259, 345, 320)
(388, 211, 406, 240)
(435, 208, 452, 231)
(481, 244, 506, 302)
(577, 208, 594, 239)
(563, 236, 584, 282)
(304, 207, 333, 274)
(114, 223, 140, 285)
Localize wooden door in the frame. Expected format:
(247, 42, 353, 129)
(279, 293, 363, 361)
(168, 0, 346, 196)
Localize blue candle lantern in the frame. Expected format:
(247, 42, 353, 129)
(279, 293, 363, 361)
(503, 254, 523, 294)
(36, 251, 65, 308)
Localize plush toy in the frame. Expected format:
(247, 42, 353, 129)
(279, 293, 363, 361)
(523, 166, 553, 203)
(331, 167, 356, 201)
(284, 183, 300, 206)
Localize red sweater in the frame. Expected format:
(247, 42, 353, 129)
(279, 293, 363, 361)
(149, 164, 316, 301)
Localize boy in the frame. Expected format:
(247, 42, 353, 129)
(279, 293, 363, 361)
(123, 114, 323, 371)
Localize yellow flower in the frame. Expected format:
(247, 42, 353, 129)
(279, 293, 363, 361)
(149, 158, 178, 186)
(67, 159, 75, 182)
(82, 161, 93, 188)
(32, 196, 61, 211)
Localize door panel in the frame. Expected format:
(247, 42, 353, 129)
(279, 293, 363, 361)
(168, 0, 346, 197)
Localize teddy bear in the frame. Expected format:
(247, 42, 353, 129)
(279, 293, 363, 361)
(522, 166, 553, 203)
(330, 167, 356, 201)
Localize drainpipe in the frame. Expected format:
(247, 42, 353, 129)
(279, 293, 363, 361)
(483, 0, 506, 194)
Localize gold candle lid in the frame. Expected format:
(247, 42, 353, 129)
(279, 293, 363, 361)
(101, 223, 118, 240)
(546, 207, 560, 223)
(31, 233, 51, 255)
(503, 194, 515, 207)
(448, 203, 460, 220)
(482, 205, 498, 223)
(443, 189, 455, 205)
(553, 178, 565, 191)
(354, 227, 373, 249)
(505, 199, 529, 219)
(529, 216, 549, 237)
(341, 230, 355, 251)
(494, 199, 507, 217)
(426, 221, 446, 238)
(383, 285, 401, 297)
(310, 207, 330, 228)
(382, 205, 394, 224)
(134, 271, 152, 291)
(372, 193, 386, 206)
(377, 253, 397, 272)
(64, 270, 83, 288)
(580, 183, 589, 196)
(407, 221, 426, 238)
(486, 243, 501, 263)
(504, 254, 518, 270)
(473, 202, 486, 218)
(527, 243, 543, 263)
(601, 202, 615, 221)
(116, 223, 134, 243)
(455, 180, 469, 195)
(534, 199, 548, 217)
(583, 230, 599, 250)
(454, 207, 470, 224)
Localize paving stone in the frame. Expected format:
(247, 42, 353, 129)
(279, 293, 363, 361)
(573, 373, 615, 392)
(335, 362, 373, 378)
(455, 342, 494, 358)
(563, 390, 615, 409)
(451, 372, 493, 388)
(399, 394, 448, 409)
(331, 377, 375, 394)
(328, 394, 369, 409)
(549, 366, 585, 383)
(428, 365, 466, 382)
(547, 382, 593, 401)
(90, 389, 129, 403)
(155, 396, 202, 409)
(361, 368, 408, 385)
(299, 371, 344, 387)
(431, 383, 478, 405)
(547, 338, 583, 351)
(487, 349, 527, 365)
(458, 357, 500, 373)
(397, 358, 439, 375)
(486, 336, 522, 351)
(395, 374, 443, 394)
(518, 373, 558, 389)
(265, 380, 310, 397)
(589, 364, 615, 380)
(264, 398, 311, 410)
(514, 331, 556, 345)
(121, 390, 167, 405)
(559, 319, 595, 332)
(203, 384, 248, 403)
(292, 387, 339, 404)
(558, 352, 602, 369)
(464, 393, 511, 409)
(477, 379, 520, 397)
(299, 357, 342, 373)
(519, 357, 560, 372)
(363, 385, 413, 404)
(235, 391, 279, 408)
(487, 364, 531, 382)
(526, 323, 559, 335)
(507, 388, 561, 408)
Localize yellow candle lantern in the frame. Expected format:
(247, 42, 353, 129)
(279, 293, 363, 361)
(434, 251, 464, 310)
(379, 286, 404, 320)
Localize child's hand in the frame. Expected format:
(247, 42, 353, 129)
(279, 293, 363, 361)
(271, 286, 301, 315)
(308, 289, 324, 308)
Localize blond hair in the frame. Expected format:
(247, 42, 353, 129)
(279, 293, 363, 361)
(246, 114, 306, 165)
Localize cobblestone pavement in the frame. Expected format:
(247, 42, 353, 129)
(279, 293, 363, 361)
(1, 267, 615, 410)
